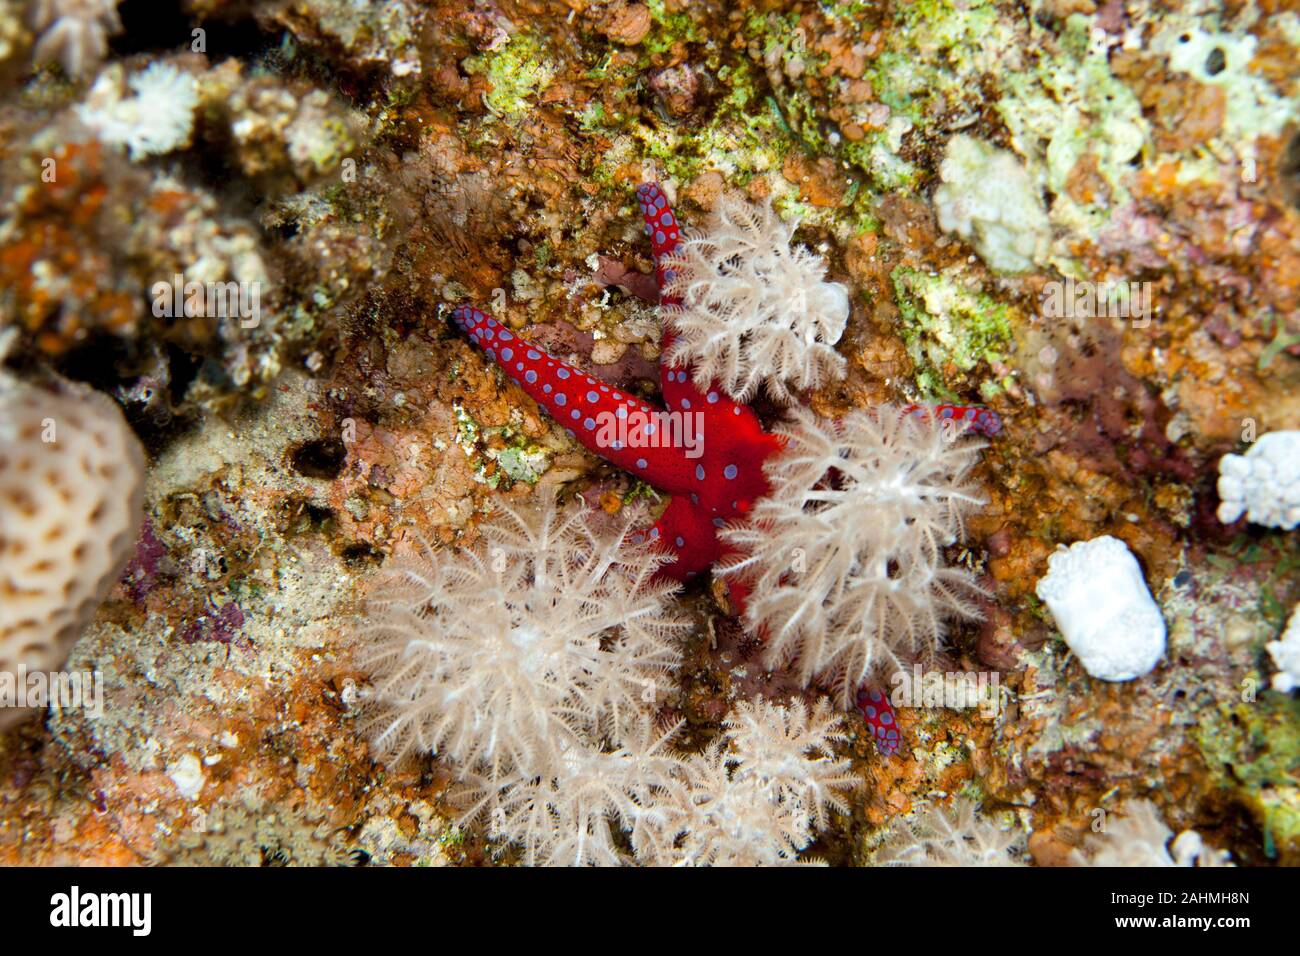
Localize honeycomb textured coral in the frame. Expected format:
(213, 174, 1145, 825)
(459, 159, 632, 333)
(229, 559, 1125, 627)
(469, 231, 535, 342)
(933, 134, 1050, 275)
(1216, 431, 1300, 530)
(0, 375, 144, 728)
(1034, 535, 1166, 682)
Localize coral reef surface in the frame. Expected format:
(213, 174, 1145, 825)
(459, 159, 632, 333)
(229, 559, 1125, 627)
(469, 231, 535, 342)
(0, 0, 1298, 869)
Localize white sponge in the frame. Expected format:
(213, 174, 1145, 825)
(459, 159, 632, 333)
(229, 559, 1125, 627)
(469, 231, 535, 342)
(1035, 536, 1166, 682)
(1, 374, 145, 729)
(1216, 431, 1300, 530)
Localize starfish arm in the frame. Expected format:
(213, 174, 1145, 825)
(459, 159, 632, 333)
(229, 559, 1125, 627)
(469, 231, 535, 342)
(449, 304, 719, 496)
(900, 403, 1003, 437)
(447, 184, 798, 585)
(630, 495, 723, 581)
(634, 182, 692, 406)
(634, 182, 785, 519)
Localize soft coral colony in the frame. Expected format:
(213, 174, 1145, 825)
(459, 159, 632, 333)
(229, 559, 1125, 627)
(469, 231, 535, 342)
(358, 183, 1005, 864)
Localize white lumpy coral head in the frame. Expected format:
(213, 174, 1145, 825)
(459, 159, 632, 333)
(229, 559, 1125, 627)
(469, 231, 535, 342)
(1034, 536, 1166, 682)
(1216, 430, 1300, 530)
(0, 375, 145, 728)
(356, 500, 686, 776)
(720, 406, 987, 704)
(662, 193, 849, 404)
(933, 134, 1050, 275)
(1267, 603, 1300, 693)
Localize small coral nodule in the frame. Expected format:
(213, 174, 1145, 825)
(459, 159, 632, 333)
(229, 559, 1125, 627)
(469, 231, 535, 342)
(1034, 535, 1166, 682)
(663, 192, 850, 405)
(75, 62, 199, 161)
(1266, 603, 1300, 693)
(1216, 430, 1300, 531)
(720, 405, 988, 704)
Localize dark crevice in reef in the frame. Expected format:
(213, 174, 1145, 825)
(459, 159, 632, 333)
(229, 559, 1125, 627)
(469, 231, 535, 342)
(110, 0, 283, 64)
(1281, 130, 1300, 211)
(109, 0, 192, 57)
(289, 438, 348, 481)
(340, 542, 384, 568)
(15, 334, 205, 456)
(164, 342, 203, 408)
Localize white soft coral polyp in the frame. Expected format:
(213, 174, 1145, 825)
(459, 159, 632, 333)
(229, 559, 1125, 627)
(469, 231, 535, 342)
(76, 62, 198, 161)
(720, 406, 987, 704)
(662, 194, 849, 404)
(1035, 536, 1166, 682)
(1216, 431, 1300, 530)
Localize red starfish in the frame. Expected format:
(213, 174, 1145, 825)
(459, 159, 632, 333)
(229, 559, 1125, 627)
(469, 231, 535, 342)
(449, 183, 1000, 580)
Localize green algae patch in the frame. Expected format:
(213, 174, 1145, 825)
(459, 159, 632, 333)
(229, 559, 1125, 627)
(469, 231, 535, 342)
(464, 33, 556, 122)
(617, 57, 792, 190)
(891, 266, 1012, 398)
(1195, 694, 1300, 859)
(455, 403, 552, 490)
(644, 0, 703, 56)
(996, 14, 1147, 241)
